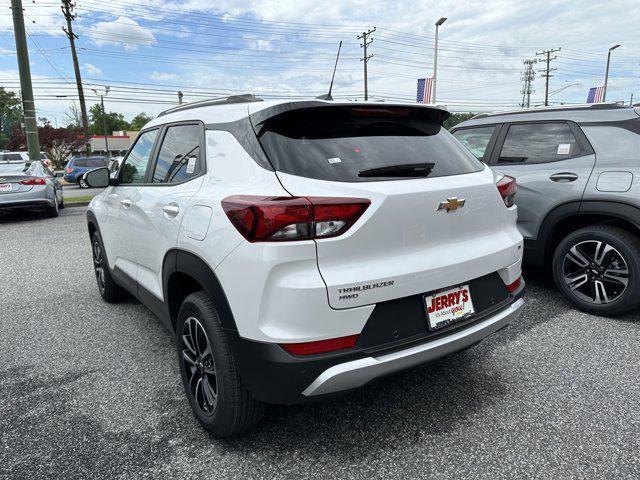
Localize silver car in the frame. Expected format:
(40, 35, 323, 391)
(0, 160, 64, 217)
(451, 104, 640, 316)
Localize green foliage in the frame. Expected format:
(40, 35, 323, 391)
(444, 112, 478, 130)
(89, 103, 131, 135)
(0, 87, 22, 150)
(130, 113, 152, 131)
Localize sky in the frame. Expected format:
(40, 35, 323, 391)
(0, 0, 639, 127)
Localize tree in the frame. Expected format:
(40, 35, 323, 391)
(7, 123, 83, 168)
(0, 87, 22, 150)
(64, 102, 81, 128)
(89, 103, 130, 135)
(444, 112, 478, 130)
(130, 112, 152, 131)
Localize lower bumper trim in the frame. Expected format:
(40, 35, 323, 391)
(302, 298, 524, 397)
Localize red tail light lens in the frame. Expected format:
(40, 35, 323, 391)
(65, 167, 73, 174)
(496, 175, 517, 207)
(20, 178, 46, 186)
(506, 277, 522, 292)
(221, 195, 370, 242)
(280, 334, 359, 356)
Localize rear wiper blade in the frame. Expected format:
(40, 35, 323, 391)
(358, 163, 435, 178)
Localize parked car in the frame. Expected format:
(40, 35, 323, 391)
(64, 156, 108, 188)
(84, 97, 525, 437)
(451, 103, 640, 316)
(0, 159, 64, 217)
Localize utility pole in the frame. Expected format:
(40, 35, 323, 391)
(432, 17, 447, 104)
(178, 91, 183, 104)
(92, 87, 110, 158)
(358, 27, 375, 101)
(520, 59, 537, 108)
(536, 47, 561, 106)
(10, 0, 40, 161)
(61, 0, 91, 156)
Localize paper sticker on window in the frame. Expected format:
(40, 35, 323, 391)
(186, 157, 196, 174)
(557, 144, 571, 155)
(328, 157, 342, 164)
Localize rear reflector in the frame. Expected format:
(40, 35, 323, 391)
(506, 277, 522, 293)
(280, 334, 359, 356)
(496, 175, 517, 207)
(221, 195, 370, 242)
(20, 178, 46, 186)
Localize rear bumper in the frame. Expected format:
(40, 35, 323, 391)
(230, 282, 525, 405)
(303, 297, 524, 397)
(0, 189, 55, 209)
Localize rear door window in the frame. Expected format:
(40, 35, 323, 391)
(452, 126, 496, 160)
(120, 129, 159, 184)
(498, 122, 582, 164)
(151, 124, 201, 184)
(257, 107, 483, 182)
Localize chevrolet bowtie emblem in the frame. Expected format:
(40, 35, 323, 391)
(437, 197, 466, 212)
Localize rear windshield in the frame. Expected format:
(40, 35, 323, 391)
(257, 107, 483, 182)
(70, 157, 107, 168)
(0, 162, 28, 174)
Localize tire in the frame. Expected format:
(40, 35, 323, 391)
(79, 178, 89, 189)
(91, 232, 128, 302)
(176, 291, 265, 437)
(45, 198, 59, 218)
(552, 225, 640, 316)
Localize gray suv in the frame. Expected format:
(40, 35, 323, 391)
(452, 104, 640, 316)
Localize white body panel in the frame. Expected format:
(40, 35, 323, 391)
(277, 167, 523, 310)
(131, 177, 204, 300)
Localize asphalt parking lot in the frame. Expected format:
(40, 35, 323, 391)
(1, 207, 639, 479)
(62, 184, 105, 199)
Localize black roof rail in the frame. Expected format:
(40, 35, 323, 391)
(471, 103, 629, 120)
(158, 94, 263, 117)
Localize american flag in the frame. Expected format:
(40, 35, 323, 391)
(587, 86, 605, 103)
(416, 77, 434, 104)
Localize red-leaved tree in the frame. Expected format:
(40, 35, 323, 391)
(7, 124, 83, 168)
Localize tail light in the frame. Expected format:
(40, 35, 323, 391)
(20, 178, 46, 186)
(66, 167, 73, 174)
(496, 175, 517, 207)
(280, 334, 359, 355)
(221, 195, 370, 242)
(506, 276, 522, 293)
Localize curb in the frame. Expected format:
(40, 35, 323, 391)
(65, 201, 91, 208)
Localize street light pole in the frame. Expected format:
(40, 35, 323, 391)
(603, 44, 620, 102)
(432, 17, 447, 104)
(92, 86, 111, 158)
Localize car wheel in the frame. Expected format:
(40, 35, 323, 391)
(45, 198, 59, 218)
(177, 291, 265, 437)
(79, 178, 89, 189)
(552, 225, 640, 316)
(91, 232, 128, 302)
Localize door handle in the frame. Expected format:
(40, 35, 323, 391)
(162, 203, 180, 217)
(120, 198, 132, 208)
(550, 172, 578, 182)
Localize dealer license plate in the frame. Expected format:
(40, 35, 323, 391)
(424, 284, 475, 331)
(0, 183, 12, 192)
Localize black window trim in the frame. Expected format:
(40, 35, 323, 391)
(450, 123, 502, 162)
(115, 120, 207, 187)
(488, 119, 595, 166)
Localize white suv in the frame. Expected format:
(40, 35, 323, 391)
(84, 97, 525, 437)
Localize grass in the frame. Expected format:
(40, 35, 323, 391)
(65, 195, 96, 204)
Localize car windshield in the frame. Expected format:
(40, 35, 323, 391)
(70, 157, 107, 167)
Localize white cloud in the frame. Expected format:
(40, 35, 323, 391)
(87, 17, 156, 51)
(0, 47, 14, 56)
(82, 63, 103, 76)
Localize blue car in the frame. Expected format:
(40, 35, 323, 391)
(64, 156, 108, 188)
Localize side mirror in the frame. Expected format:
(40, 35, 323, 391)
(83, 167, 110, 188)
